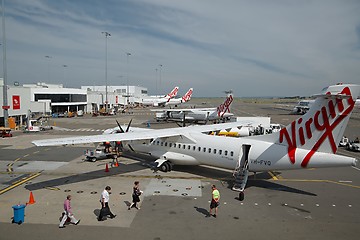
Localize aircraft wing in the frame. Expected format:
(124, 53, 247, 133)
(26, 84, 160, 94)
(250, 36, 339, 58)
(32, 118, 267, 147)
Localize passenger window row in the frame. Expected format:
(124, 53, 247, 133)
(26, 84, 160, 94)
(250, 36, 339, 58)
(153, 140, 234, 157)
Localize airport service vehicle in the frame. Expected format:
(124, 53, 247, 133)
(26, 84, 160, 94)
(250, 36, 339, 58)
(32, 84, 360, 200)
(139, 86, 179, 107)
(154, 93, 234, 124)
(165, 88, 193, 107)
(0, 127, 12, 138)
(292, 99, 315, 114)
(339, 136, 349, 147)
(84, 143, 117, 162)
(346, 139, 360, 152)
(26, 116, 53, 132)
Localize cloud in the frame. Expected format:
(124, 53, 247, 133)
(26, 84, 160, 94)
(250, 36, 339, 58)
(2, 0, 360, 97)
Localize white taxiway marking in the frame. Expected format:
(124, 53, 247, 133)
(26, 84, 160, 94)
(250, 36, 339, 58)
(352, 166, 360, 171)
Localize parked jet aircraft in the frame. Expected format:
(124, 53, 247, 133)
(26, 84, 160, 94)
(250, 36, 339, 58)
(155, 93, 234, 123)
(32, 84, 359, 200)
(140, 86, 179, 107)
(165, 88, 193, 107)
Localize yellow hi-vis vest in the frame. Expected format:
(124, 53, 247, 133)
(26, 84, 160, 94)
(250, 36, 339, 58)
(212, 189, 220, 200)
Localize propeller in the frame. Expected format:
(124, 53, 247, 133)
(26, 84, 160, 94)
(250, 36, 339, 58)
(115, 119, 125, 133)
(175, 113, 186, 127)
(205, 112, 210, 125)
(115, 119, 132, 133)
(125, 119, 133, 132)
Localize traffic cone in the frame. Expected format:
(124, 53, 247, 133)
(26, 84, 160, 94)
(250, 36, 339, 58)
(105, 163, 109, 172)
(27, 191, 36, 205)
(114, 161, 119, 167)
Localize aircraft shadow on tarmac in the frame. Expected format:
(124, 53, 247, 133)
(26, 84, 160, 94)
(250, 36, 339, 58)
(25, 161, 148, 191)
(246, 177, 317, 197)
(174, 165, 317, 197)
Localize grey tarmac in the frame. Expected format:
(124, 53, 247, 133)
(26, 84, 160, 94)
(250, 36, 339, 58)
(0, 98, 359, 240)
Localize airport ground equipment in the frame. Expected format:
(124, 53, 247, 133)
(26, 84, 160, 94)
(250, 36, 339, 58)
(84, 143, 117, 162)
(0, 127, 13, 137)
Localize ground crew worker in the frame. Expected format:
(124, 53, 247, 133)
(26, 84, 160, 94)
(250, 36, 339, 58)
(115, 141, 122, 154)
(104, 141, 111, 153)
(208, 184, 220, 218)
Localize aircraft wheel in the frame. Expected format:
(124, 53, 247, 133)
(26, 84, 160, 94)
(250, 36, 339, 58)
(160, 161, 172, 172)
(239, 192, 244, 201)
(160, 163, 168, 172)
(165, 161, 172, 172)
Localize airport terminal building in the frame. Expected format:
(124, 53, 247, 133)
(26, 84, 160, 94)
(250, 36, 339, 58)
(0, 80, 148, 127)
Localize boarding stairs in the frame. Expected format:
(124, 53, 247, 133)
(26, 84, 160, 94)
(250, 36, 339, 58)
(232, 144, 250, 192)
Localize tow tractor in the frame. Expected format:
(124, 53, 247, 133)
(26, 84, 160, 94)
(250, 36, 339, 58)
(0, 127, 13, 138)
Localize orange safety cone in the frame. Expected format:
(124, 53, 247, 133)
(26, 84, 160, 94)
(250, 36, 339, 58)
(105, 163, 109, 172)
(27, 191, 36, 205)
(114, 161, 119, 167)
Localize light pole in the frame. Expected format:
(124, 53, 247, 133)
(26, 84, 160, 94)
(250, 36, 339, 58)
(45, 55, 52, 84)
(102, 31, 111, 111)
(2, 0, 8, 127)
(126, 52, 131, 105)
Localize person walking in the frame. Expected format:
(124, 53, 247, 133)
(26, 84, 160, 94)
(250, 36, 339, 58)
(98, 186, 116, 221)
(128, 181, 142, 210)
(59, 195, 80, 228)
(208, 184, 220, 218)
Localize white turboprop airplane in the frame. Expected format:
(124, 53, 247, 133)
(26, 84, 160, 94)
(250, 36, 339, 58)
(155, 93, 234, 123)
(32, 84, 359, 200)
(140, 86, 179, 107)
(165, 88, 193, 107)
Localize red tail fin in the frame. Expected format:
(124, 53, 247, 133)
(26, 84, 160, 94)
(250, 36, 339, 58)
(181, 88, 193, 102)
(166, 87, 179, 99)
(217, 94, 233, 117)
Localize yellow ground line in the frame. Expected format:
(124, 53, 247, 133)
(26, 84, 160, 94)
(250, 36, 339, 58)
(268, 171, 278, 180)
(23, 154, 30, 158)
(0, 172, 41, 195)
(33, 151, 40, 154)
(7, 157, 23, 173)
(44, 186, 61, 191)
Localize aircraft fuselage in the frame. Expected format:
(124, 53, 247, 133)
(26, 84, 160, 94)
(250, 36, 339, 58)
(125, 132, 356, 172)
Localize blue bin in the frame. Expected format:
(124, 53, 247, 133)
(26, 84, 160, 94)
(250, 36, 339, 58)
(12, 204, 26, 224)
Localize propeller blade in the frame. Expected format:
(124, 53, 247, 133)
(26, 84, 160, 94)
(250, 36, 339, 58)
(116, 119, 125, 133)
(125, 119, 133, 132)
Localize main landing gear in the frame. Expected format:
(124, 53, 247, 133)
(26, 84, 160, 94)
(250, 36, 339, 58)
(159, 161, 173, 172)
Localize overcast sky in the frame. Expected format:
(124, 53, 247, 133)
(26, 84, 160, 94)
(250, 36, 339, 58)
(1, 0, 360, 97)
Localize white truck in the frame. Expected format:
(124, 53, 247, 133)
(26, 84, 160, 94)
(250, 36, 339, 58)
(26, 116, 53, 132)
